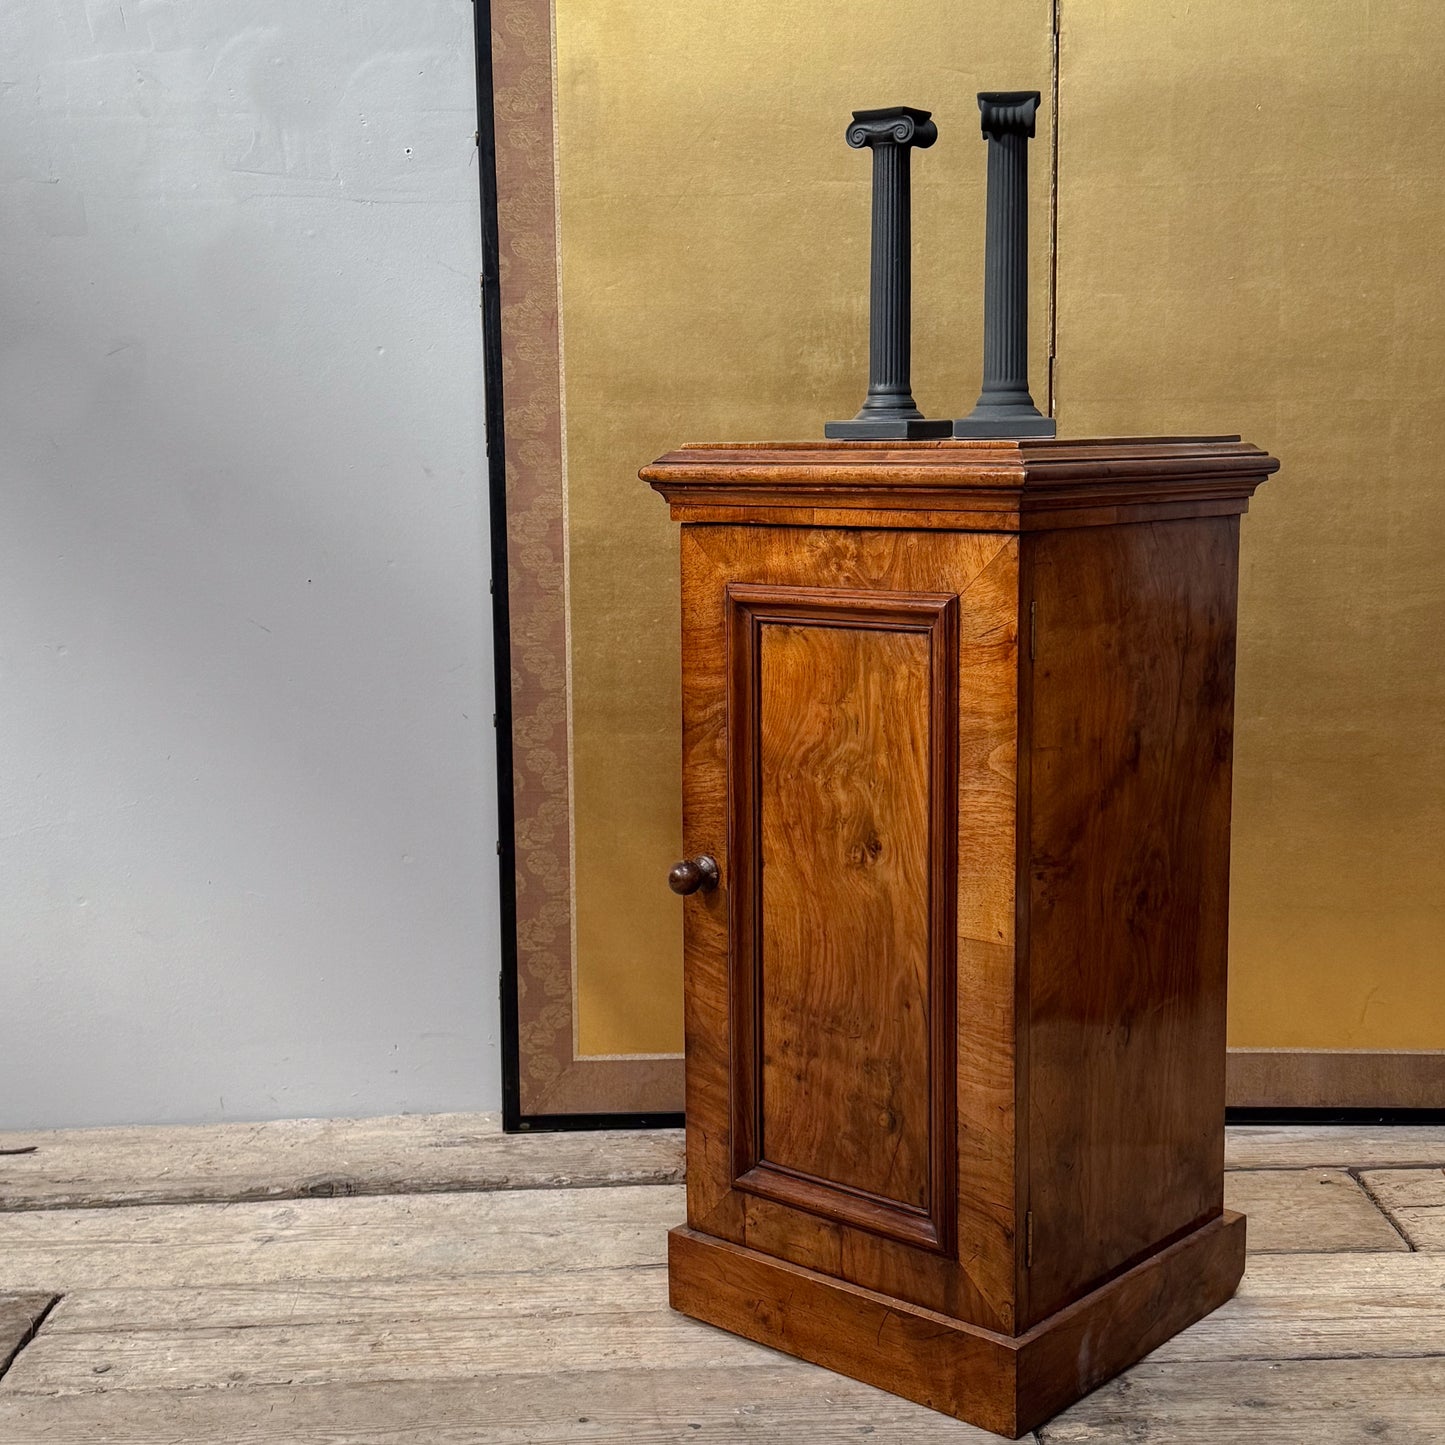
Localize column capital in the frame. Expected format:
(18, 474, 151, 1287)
(977, 91, 1040, 139)
(845, 106, 938, 152)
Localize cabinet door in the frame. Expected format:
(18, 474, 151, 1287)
(677, 524, 1022, 1333)
(726, 580, 959, 1252)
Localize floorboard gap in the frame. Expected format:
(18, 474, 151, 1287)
(0, 1295, 61, 1384)
(1350, 1168, 1418, 1251)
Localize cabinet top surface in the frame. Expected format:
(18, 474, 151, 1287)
(641, 435, 1280, 531)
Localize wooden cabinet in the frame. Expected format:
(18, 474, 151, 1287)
(643, 437, 1278, 1438)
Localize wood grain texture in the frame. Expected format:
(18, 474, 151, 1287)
(1040, 1358, 1445, 1443)
(4, 1268, 756, 1396)
(1223, 1169, 1408, 1253)
(1227, 1048, 1445, 1108)
(670, 1224, 1014, 1437)
(678, 525, 1019, 1331)
(757, 617, 931, 1214)
(1355, 1167, 1445, 1210)
(26, 1249, 1443, 1402)
(642, 436, 1277, 530)
(0, 1186, 681, 1293)
(1013, 1212, 1245, 1435)
(0, 1113, 683, 1212)
(954, 539, 1026, 1337)
(0, 1366, 1019, 1444)
(1225, 1126, 1445, 1171)
(1022, 517, 1240, 1327)
(730, 588, 957, 1250)
(1145, 1252, 1445, 1363)
(36, 1273, 684, 1336)
(670, 1213, 1244, 1440)
(1358, 1167, 1445, 1249)
(663, 498, 1252, 533)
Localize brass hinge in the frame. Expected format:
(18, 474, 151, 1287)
(1025, 1210, 1034, 1269)
(1029, 601, 1037, 663)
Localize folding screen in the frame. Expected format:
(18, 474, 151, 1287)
(482, 0, 1051, 1124)
(481, 0, 1445, 1123)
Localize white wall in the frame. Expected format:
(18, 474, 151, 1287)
(0, 0, 502, 1127)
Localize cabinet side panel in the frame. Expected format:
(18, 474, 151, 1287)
(1024, 517, 1238, 1326)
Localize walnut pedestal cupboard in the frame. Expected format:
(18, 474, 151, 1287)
(642, 437, 1279, 1438)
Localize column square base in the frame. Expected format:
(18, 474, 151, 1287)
(952, 413, 1058, 439)
(825, 417, 954, 440)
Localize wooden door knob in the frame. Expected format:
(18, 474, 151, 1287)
(668, 855, 719, 895)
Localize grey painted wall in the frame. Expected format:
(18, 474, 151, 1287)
(0, 1, 502, 1126)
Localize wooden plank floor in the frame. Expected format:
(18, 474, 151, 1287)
(0, 1114, 685, 1211)
(1, 1116, 1442, 1442)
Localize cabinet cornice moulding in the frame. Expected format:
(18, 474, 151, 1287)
(642, 436, 1279, 530)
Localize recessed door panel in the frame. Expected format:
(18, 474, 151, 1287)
(759, 622, 932, 1208)
(727, 584, 958, 1252)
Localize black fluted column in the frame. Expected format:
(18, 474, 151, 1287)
(954, 91, 1056, 439)
(827, 107, 950, 441)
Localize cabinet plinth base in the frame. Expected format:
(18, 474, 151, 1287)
(668, 1211, 1246, 1439)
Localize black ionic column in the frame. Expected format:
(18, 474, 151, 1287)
(954, 91, 1056, 439)
(827, 107, 950, 441)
